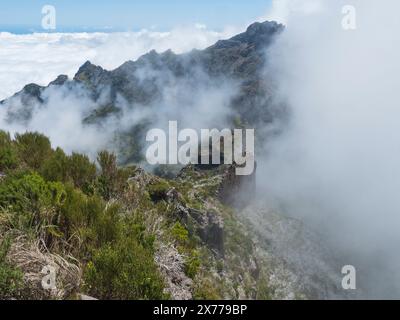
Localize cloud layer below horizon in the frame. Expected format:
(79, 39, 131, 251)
(0, 25, 238, 100)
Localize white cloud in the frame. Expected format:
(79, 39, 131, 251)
(258, 0, 325, 24)
(260, 0, 400, 298)
(0, 24, 240, 161)
(0, 25, 238, 100)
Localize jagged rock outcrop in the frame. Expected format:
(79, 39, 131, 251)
(155, 243, 193, 300)
(49, 75, 68, 86)
(218, 162, 257, 208)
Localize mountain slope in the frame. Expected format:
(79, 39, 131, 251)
(0, 21, 350, 300)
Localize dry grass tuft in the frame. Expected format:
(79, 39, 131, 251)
(5, 232, 81, 300)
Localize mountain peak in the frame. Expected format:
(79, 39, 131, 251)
(233, 20, 284, 46)
(210, 20, 284, 51)
(49, 75, 68, 86)
(246, 20, 284, 34)
(74, 60, 105, 83)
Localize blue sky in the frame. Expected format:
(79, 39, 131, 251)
(0, 0, 272, 33)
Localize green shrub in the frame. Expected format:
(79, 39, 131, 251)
(97, 151, 117, 178)
(170, 222, 200, 279)
(41, 150, 97, 195)
(92, 202, 122, 247)
(58, 184, 88, 234)
(97, 151, 129, 200)
(147, 180, 170, 202)
(83, 237, 166, 300)
(14, 132, 52, 170)
(59, 185, 122, 255)
(0, 131, 18, 171)
(0, 173, 65, 212)
(0, 173, 66, 231)
(67, 153, 96, 193)
(255, 273, 273, 300)
(193, 278, 222, 300)
(40, 147, 69, 183)
(123, 213, 156, 251)
(184, 249, 201, 279)
(0, 237, 24, 299)
(171, 222, 189, 244)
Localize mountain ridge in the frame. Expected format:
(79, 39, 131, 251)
(1, 21, 284, 127)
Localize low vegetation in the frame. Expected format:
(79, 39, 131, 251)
(0, 130, 273, 300)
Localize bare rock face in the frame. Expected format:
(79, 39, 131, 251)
(189, 208, 224, 256)
(217, 162, 257, 209)
(49, 75, 68, 86)
(179, 161, 257, 208)
(168, 195, 225, 256)
(172, 161, 257, 257)
(155, 244, 193, 300)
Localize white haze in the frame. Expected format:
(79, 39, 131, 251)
(259, 0, 400, 298)
(0, 23, 240, 159)
(0, 25, 237, 100)
(0, 61, 238, 160)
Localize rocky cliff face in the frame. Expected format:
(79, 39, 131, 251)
(157, 162, 347, 299)
(217, 162, 257, 209)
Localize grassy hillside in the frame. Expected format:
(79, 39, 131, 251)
(0, 130, 275, 300)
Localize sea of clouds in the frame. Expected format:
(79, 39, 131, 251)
(0, 24, 238, 101)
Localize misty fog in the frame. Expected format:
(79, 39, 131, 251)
(258, 0, 400, 298)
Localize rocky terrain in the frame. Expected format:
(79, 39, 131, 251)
(0, 132, 349, 299)
(0, 21, 349, 300)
